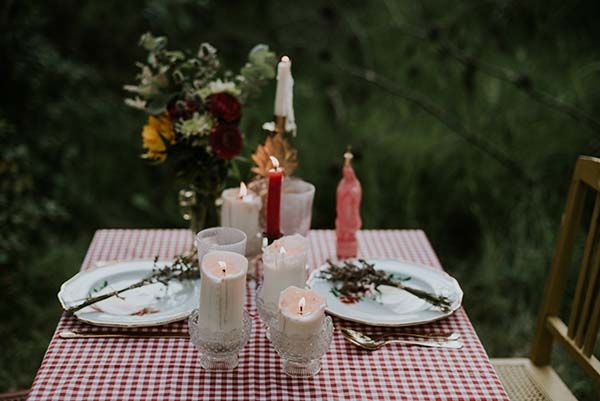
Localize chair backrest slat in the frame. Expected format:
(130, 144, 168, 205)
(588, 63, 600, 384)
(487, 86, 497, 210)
(584, 294, 600, 356)
(567, 192, 600, 338)
(530, 156, 600, 384)
(573, 235, 600, 348)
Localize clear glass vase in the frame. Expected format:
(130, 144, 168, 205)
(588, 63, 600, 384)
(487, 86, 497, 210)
(179, 187, 219, 237)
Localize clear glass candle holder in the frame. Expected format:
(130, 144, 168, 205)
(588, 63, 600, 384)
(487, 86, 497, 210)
(248, 177, 315, 237)
(280, 177, 315, 237)
(188, 308, 251, 371)
(255, 283, 277, 338)
(196, 227, 247, 264)
(269, 316, 334, 377)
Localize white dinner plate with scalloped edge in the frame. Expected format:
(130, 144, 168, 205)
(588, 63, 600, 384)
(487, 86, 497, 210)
(307, 259, 463, 327)
(58, 260, 200, 327)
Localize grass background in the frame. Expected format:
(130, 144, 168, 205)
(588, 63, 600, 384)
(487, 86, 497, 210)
(2, 0, 600, 398)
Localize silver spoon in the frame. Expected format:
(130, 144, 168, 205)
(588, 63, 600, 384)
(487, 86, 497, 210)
(341, 328, 463, 350)
(378, 331, 461, 341)
(59, 330, 189, 339)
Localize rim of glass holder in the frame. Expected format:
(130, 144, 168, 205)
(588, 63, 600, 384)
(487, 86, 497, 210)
(269, 315, 334, 377)
(283, 177, 316, 198)
(188, 308, 252, 371)
(196, 226, 247, 248)
(195, 227, 247, 263)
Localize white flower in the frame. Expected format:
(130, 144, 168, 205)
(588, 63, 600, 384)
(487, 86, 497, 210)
(124, 97, 147, 110)
(176, 112, 214, 138)
(196, 79, 241, 99)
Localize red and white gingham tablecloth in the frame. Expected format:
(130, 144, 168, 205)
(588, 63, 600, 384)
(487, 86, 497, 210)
(28, 229, 509, 401)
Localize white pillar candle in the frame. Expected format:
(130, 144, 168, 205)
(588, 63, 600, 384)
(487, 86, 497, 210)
(260, 234, 308, 307)
(220, 182, 262, 256)
(198, 250, 248, 332)
(277, 286, 326, 338)
(274, 56, 293, 118)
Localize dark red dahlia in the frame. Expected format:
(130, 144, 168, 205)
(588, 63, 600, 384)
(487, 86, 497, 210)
(167, 98, 199, 121)
(206, 93, 241, 123)
(209, 124, 243, 160)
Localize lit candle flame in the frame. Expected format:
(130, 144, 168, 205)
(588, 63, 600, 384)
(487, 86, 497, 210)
(269, 155, 280, 170)
(298, 297, 306, 315)
(279, 246, 287, 255)
(218, 260, 226, 275)
(281, 55, 290, 63)
(238, 182, 248, 199)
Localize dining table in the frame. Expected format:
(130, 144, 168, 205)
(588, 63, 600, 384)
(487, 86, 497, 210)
(27, 229, 509, 401)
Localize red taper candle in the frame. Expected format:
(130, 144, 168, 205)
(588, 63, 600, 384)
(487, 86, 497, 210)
(266, 156, 283, 242)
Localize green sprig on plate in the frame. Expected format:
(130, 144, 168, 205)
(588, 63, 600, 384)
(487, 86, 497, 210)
(320, 259, 452, 312)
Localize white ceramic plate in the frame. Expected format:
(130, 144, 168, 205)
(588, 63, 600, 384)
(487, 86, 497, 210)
(58, 260, 200, 327)
(307, 259, 463, 327)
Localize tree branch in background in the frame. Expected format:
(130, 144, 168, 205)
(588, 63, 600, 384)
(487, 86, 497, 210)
(382, 0, 600, 134)
(336, 62, 537, 185)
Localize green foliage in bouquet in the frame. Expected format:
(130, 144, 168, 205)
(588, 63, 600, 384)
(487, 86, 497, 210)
(124, 33, 276, 217)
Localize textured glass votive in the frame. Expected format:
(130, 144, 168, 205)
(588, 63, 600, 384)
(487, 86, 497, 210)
(196, 227, 247, 264)
(281, 177, 315, 236)
(255, 283, 277, 338)
(188, 309, 251, 371)
(270, 316, 334, 377)
(247, 177, 315, 237)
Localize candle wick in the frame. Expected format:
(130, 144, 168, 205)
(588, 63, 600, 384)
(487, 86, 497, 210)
(218, 261, 227, 276)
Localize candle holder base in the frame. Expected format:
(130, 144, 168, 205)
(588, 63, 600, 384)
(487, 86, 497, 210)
(282, 359, 321, 378)
(199, 353, 240, 371)
(269, 316, 334, 378)
(188, 309, 251, 371)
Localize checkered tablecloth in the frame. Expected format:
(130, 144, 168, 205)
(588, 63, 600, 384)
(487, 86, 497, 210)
(28, 229, 509, 401)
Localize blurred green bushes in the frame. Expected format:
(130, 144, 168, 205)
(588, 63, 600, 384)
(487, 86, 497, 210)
(2, 0, 600, 397)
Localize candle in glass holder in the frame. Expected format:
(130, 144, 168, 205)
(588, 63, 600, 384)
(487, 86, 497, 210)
(198, 251, 248, 332)
(221, 182, 262, 256)
(266, 156, 283, 241)
(277, 286, 326, 338)
(259, 234, 308, 307)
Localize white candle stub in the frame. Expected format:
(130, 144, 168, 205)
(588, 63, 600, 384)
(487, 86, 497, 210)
(198, 251, 248, 332)
(220, 184, 262, 256)
(277, 286, 325, 338)
(259, 234, 308, 307)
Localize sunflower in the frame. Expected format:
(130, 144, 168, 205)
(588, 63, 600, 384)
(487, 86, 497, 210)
(141, 113, 175, 161)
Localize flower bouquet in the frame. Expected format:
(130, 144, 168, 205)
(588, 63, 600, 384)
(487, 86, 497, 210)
(125, 33, 276, 232)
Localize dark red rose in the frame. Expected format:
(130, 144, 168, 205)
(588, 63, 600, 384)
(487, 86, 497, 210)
(167, 98, 199, 121)
(206, 93, 241, 123)
(209, 124, 243, 160)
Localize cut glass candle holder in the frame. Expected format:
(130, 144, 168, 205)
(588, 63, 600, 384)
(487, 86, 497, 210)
(188, 308, 251, 371)
(269, 315, 334, 377)
(195, 227, 247, 264)
(255, 283, 278, 338)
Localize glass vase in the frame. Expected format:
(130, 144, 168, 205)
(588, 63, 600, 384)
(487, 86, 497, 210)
(179, 187, 219, 237)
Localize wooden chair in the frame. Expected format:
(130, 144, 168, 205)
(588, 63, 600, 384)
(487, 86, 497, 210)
(0, 390, 29, 401)
(492, 156, 600, 400)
